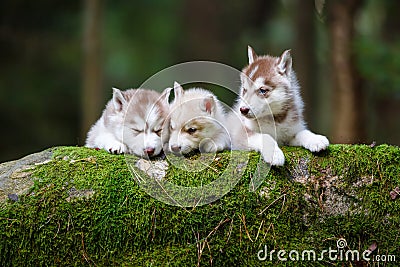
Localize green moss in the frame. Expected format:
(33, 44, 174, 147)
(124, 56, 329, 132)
(0, 145, 399, 266)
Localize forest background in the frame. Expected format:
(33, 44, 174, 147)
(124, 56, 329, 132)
(0, 0, 399, 162)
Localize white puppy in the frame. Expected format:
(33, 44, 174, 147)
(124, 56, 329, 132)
(85, 87, 170, 157)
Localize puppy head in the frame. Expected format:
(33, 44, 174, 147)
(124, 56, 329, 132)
(167, 82, 220, 154)
(107, 87, 171, 157)
(238, 46, 293, 120)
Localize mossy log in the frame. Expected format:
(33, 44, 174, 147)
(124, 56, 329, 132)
(1, 145, 399, 266)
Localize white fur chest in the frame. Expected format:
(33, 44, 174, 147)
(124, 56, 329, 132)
(243, 114, 305, 145)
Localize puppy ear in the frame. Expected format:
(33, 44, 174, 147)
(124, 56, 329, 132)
(248, 45, 257, 64)
(201, 95, 216, 115)
(277, 49, 292, 76)
(173, 81, 184, 100)
(112, 87, 127, 112)
(160, 87, 172, 104)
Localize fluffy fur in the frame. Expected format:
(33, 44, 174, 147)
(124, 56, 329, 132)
(230, 46, 329, 165)
(166, 82, 230, 155)
(85, 87, 171, 157)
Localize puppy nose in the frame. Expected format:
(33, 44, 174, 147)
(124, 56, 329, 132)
(170, 145, 181, 153)
(144, 147, 155, 156)
(240, 107, 250, 115)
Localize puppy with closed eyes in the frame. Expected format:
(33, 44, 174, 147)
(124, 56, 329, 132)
(85, 87, 171, 158)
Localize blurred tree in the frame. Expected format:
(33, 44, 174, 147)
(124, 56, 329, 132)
(181, 0, 223, 60)
(374, 0, 400, 145)
(82, 0, 104, 139)
(355, 0, 400, 145)
(382, 0, 400, 42)
(293, 0, 317, 127)
(327, 0, 365, 143)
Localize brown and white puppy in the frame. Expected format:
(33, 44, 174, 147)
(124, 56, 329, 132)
(231, 46, 329, 165)
(85, 87, 171, 157)
(166, 82, 230, 155)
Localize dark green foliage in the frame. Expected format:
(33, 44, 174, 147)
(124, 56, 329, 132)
(355, 37, 400, 95)
(0, 145, 399, 266)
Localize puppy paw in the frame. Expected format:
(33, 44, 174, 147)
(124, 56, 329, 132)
(106, 140, 127, 154)
(291, 130, 329, 152)
(248, 133, 285, 166)
(199, 139, 224, 154)
(304, 134, 329, 152)
(303, 134, 329, 152)
(261, 145, 285, 166)
(272, 146, 285, 166)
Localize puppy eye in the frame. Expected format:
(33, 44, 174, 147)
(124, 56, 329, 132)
(154, 129, 162, 136)
(131, 128, 142, 133)
(187, 127, 197, 134)
(242, 88, 247, 95)
(258, 87, 270, 95)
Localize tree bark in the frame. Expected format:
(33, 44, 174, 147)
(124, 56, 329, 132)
(293, 0, 317, 127)
(81, 0, 103, 142)
(181, 0, 223, 60)
(328, 0, 365, 143)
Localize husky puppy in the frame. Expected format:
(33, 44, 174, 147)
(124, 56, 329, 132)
(233, 46, 329, 165)
(166, 82, 230, 155)
(85, 87, 171, 157)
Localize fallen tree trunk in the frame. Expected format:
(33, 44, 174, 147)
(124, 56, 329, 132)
(1, 145, 399, 266)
